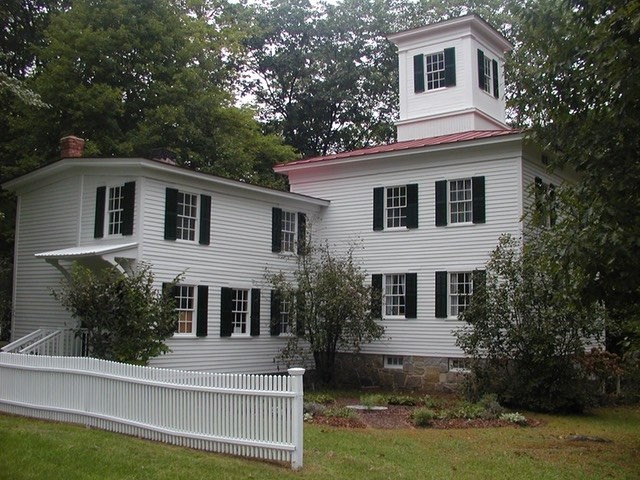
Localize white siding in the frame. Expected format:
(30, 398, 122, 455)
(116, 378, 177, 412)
(11, 177, 82, 339)
(140, 176, 322, 373)
(286, 140, 524, 358)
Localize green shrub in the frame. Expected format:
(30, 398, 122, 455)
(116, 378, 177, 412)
(359, 394, 387, 408)
(421, 395, 442, 409)
(324, 406, 357, 419)
(304, 402, 327, 415)
(477, 393, 506, 419)
(450, 402, 486, 420)
(305, 393, 335, 405)
(411, 407, 437, 427)
(500, 412, 527, 425)
(387, 394, 417, 406)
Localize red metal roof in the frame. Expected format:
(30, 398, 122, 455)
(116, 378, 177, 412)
(275, 129, 520, 170)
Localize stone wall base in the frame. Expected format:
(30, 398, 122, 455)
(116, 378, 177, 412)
(332, 353, 468, 392)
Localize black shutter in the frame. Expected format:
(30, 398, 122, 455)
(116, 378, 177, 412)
(271, 207, 282, 252)
(413, 54, 425, 93)
(472, 176, 486, 224)
(196, 285, 208, 337)
(435, 180, 448, 226)
(164, 188, 178, 240)
(163, 282, 178, 331)
(371, 274, 382, 318)
(94, 186, 106, 238)
(477, 49, 485, 90)
(549, 184, 557, 226)
(492, 59, 499, 98)
(405, 273, 417, 319)
(295, 290, 306, 336)
(250, 289, 261, 336)
(406, 184, 419, 229)
(373, 187, 384, 231)
(444, 47, 456, 87)
(297, 212, 306, 255)
(270, 290, 281, 336)
(121, 182, 135, 236)
(199, 194, 211, 245)
(220, 287, 233, 337)
(435, 271, 448, 318)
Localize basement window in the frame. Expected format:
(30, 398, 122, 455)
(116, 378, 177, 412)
(384, 356, 404, 370)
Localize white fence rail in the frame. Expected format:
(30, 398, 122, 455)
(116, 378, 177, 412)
(0, 353, 305, 469)
(1, 328, 88, 356)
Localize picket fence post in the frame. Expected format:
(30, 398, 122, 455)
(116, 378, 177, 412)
(288, 367, 305, 470)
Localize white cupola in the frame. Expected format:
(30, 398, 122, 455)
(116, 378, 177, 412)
(388, 14, 513, 141)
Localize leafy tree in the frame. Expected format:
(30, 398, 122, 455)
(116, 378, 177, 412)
(268, 240, 384, 384)
(507, 0, 640, 354)
(53, 263, 179, 365)
(455, 234, 605, 412)
(244, 0, 513, 158)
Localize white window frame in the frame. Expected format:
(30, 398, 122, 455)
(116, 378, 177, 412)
(232, 288, 250, 337)
(449, 272, 472, 318)
(384, 274, 406, 318)
(448, 178, 473, 225)
(384, 355, 404, 370)
(176, 191, 198, 242)
(482, 55, 493, 95)
(279, 297, 293, 336)
(425, 51, 445, 90)
(106, 185, 124, 236)
(175, 285, 196, 336)
(281, 210, 297, 253)
(385, 186, 407, 229)
(448, 358, 471, 373)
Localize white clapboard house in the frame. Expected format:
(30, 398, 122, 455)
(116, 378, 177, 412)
(2, 15, 567, 388)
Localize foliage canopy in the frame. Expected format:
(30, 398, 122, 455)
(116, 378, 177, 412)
(53, 263, 179, 365)
(268, 240, 384, 384)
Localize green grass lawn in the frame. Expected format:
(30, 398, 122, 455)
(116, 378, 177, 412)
(1, 406, 639, 480)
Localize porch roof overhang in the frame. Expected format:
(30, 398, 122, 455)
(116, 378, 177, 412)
(35, 242, 138, 278)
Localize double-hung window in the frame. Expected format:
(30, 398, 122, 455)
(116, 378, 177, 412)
(164, 188, 211, 245)
(386, 186, 407, 228)
(448, 272, 472, 317)
(449, 179, 473, 224)
(272, 208, 306, 254)
(94, 182, 135, 238)
(373, 184, 418, 230)
(107, 186, 124, 235)
(435, 177, 485, 226)
(425, 51, 445, 90)
(477, 49, 499, 98)
(177, 192, 198, 241)
(221, 287, 261, 337)
(384, 274, 406, 317)
(176, 285, 195, 334)
(413, 47, 456, 93)
(435, 270, 485, 319)
(164, 282, 209, 337)
(371, 273, 417, 319)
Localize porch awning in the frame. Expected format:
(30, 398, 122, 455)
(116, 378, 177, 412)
(35, 243, 138, 277)
(35, 242, 138, 260)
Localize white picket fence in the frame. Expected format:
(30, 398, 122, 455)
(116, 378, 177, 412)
(0, 352, 305, 469)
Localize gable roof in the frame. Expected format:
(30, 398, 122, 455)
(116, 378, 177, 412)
(274, 129, 520, 173)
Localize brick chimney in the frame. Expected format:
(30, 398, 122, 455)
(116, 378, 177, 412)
(60, 135, 85, 158)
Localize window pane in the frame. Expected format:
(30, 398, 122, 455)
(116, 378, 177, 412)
(449, 179, 472, 223)
(232, 289, 249, 335)
(425, 51, 445, 90)
(107, 186, 123, 235)
(483, 56, 492, 94)
(449, 272, 472, 317)
(384, 274, 406, 316)
(177, 192, 197, 241)
(385, 186, 407, 228)
(176, 285, 195, 334)
(281, 211, 297, 253)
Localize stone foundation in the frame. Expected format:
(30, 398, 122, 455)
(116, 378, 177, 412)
(332, 353, 468, 392)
